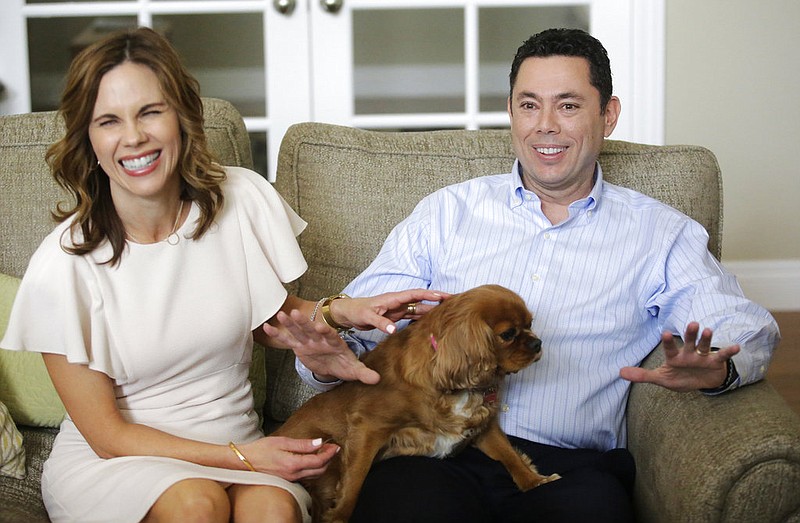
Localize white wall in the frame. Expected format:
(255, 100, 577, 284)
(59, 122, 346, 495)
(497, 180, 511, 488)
(665, 0, 800, 310)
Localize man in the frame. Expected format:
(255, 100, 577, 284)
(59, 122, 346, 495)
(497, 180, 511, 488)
(266, 28, 780, 522)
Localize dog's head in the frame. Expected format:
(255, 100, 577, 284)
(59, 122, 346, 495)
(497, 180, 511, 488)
(409, 284, 542, 391)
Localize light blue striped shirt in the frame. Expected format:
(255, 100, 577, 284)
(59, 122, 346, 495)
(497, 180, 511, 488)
(298, 161, 779, 450)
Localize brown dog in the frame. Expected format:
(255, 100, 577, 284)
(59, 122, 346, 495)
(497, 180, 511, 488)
(273, 284, 559, 522)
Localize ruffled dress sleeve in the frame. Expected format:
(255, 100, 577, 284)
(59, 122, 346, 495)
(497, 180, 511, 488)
(1, 222, 127, 380)
(220, 166, 308, 329)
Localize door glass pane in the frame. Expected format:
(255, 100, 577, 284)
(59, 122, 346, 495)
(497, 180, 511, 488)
(478, 6, 589, 113)
(27, 14, 264, 117)
(353, 9, 464, 115)
(27, 16, 137, 111)
(154, 13, 266, 118)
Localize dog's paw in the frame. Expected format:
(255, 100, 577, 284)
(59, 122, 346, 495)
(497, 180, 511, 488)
(539, 472, 561, 485)
(515, 472, 562, 491)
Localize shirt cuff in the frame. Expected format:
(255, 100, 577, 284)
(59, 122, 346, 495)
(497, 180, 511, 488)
(295, 357, 343, 392)
(293, 331, 370, 392)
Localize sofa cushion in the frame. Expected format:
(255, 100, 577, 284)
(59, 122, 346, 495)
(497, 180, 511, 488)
(0, 400, 25, 479)
(0, 98, 254, 280)
(275, 124, 723, 302)
(0, 273, 65, 428)
(0, 426, 55, 521)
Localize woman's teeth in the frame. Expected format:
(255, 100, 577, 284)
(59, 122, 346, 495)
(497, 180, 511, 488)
(121, 152, 160, 170)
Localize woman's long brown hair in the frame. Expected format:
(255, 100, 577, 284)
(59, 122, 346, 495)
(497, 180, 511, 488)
(47, 27, 225, 266)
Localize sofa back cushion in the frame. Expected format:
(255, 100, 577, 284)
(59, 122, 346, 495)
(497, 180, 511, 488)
(275, 122, 723, 302)
(0, 98, 253, 279)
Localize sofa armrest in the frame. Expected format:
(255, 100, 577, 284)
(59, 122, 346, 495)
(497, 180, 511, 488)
(627, 346, 800, 522)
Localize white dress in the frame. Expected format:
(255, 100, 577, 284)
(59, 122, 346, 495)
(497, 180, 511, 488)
(1, 167, 313, 523)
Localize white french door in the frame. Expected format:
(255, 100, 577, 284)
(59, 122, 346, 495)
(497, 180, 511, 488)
(311, 0, 664, 144)
(0, 0, 664, 180)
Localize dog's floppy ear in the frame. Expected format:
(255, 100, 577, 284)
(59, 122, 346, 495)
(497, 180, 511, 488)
(430, 308, 498, 390)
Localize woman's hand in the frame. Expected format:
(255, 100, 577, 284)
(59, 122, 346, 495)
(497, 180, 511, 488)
(239, 437, 340, 482)
(264, 309, 381, 384)
(328, 288, 447, 333)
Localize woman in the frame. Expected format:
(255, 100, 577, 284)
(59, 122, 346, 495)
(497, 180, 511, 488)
(1, 27, 440, 523)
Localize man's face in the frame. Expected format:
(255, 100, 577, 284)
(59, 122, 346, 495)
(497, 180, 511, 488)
(508, 56, 620, 199)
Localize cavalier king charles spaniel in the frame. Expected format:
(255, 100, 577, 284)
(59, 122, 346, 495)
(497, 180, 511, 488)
(273, 284, 559, 522)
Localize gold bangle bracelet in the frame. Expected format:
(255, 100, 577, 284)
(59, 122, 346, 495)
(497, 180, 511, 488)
(228, 441, 256, 472)
(320, 293, 350, 332)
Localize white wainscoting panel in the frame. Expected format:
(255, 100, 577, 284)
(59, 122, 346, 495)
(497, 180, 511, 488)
(723, 259, 800, 312)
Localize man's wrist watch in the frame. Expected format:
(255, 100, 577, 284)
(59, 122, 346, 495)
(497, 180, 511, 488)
(700, 357, 739, 393)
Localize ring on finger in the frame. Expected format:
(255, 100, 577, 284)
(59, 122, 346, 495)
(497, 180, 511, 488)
(695, 347, 710, 357)
(407, 302, 418, 315)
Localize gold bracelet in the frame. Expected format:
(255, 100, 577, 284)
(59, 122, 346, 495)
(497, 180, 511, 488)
(228, 441, 256, 472)
(320, 293, 350, 332)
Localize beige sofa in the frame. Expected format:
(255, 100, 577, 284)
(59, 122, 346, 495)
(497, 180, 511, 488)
(1, 98, 798, 522)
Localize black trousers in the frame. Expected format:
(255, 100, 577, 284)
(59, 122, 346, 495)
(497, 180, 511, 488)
(349, 436, 636, 523)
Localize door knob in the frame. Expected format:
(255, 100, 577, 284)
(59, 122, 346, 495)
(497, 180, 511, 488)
(273, 0, 296, 15)
(320, 0, 343, 14)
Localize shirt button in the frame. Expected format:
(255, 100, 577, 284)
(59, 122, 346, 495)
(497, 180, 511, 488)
(532, 274, 541, 282)
(544, 232, 553, 240)
(501, 404, 510, 413)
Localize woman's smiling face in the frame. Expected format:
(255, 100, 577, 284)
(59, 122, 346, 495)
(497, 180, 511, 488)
(89, 61, 182, 206)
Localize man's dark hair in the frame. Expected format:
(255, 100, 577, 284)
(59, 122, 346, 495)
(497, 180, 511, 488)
(509, 28, 613, 110)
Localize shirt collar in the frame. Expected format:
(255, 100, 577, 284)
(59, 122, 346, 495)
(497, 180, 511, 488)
(510, 159, 603, 213)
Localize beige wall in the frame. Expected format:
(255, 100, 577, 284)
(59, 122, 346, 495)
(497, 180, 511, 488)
(665, 0, 800, 262)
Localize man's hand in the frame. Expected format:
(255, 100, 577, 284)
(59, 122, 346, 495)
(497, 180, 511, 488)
(263, 309, 380, 384)
(620, 322, 740, 392)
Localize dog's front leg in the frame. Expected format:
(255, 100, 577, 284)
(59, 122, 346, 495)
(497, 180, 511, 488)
(324, 424, 391, 523)
(474, 422, 560, 491)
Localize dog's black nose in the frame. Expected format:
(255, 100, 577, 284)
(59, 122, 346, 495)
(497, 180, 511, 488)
(527, 338, 542, 354)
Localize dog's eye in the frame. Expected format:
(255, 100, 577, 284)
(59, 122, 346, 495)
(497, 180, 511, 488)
(499, 328, 517, 342)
